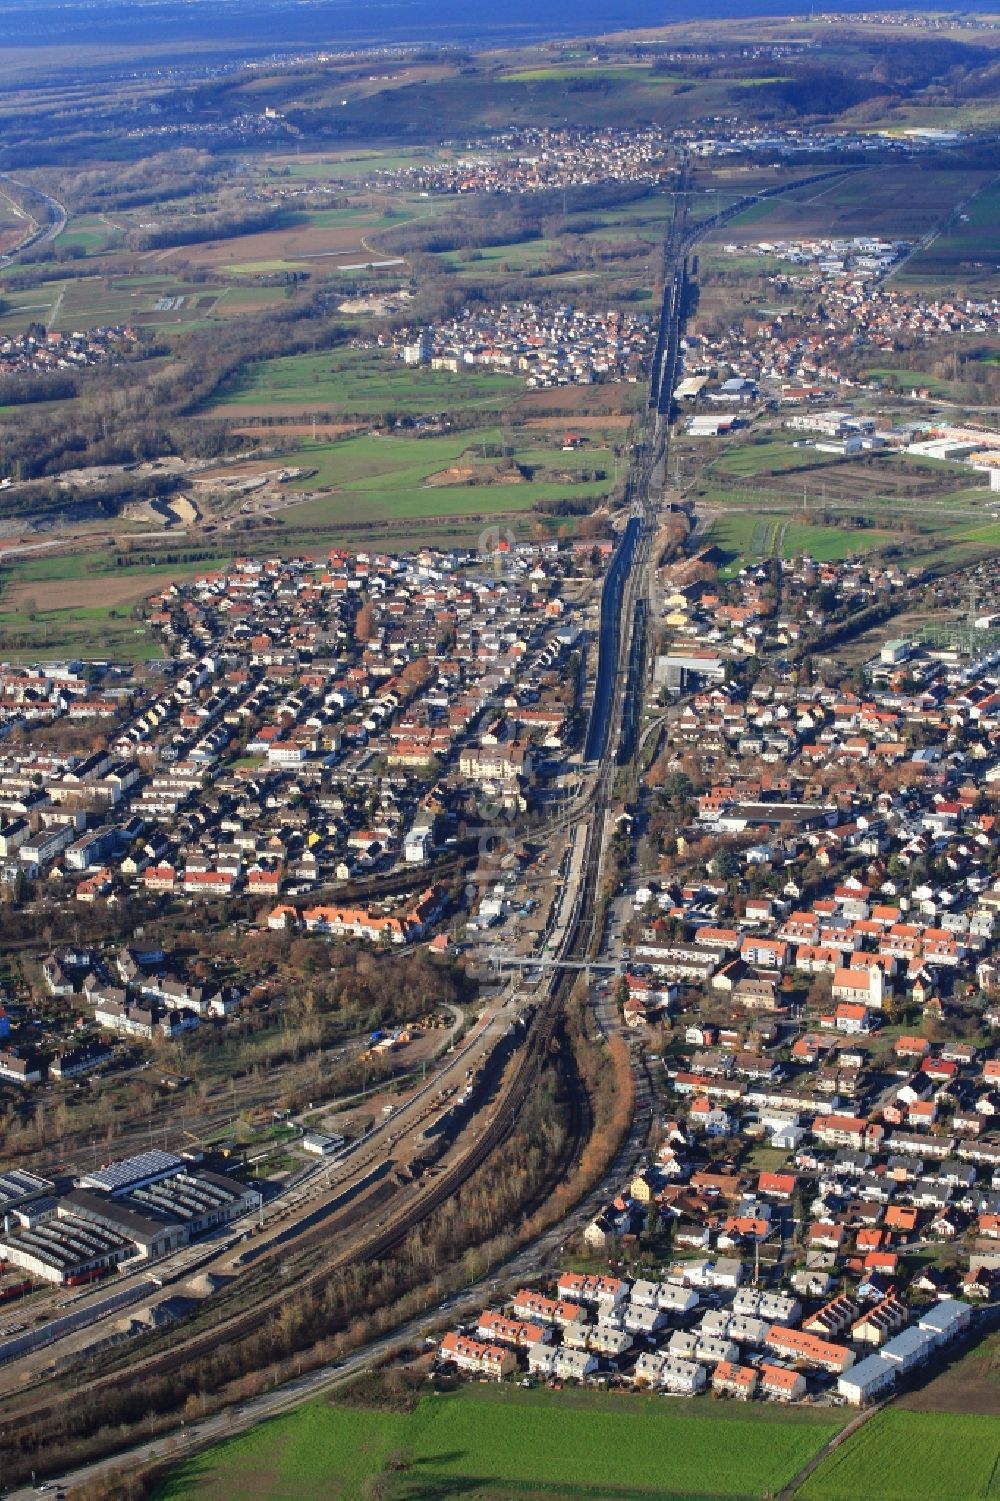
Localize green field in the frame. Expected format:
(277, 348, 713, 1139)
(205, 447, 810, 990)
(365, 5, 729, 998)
(208, 348, 523, 417)
(258, 150, 438, 180)
(0, 551, 232, 588)
(155, 1385, 846, 1501)
(897, 179, 1000, 295)
(799, 1410, 1000, 1501)
(501, 63, 660, 84)
(904, 517, 1000, 570)
(711, 441, 832, 479)
(278, 429, 615, 528)
(706, 511, 890, 571)
(861, 367, 954, 397)
(0, 604, 161, 663)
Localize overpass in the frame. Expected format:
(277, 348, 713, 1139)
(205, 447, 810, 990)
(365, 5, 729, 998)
(478, 952, 627, 978)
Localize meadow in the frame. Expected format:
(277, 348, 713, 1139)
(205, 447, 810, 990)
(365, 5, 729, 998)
(208, 348, 523, 419)
(705, 511, 891, 572)
(710, 440, 833, 479)
(799, 1409, 1000, 1501)
(682, 425, 1000, 571)
(896, 179, 1000, 296)
(0, 602, 161, 663)
(154, 1384, 847, 1501)
(276, 428, 616, 529)
(699, 165, 995, 252)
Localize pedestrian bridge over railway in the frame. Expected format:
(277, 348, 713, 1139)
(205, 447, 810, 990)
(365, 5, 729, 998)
(477, 952, 627, 978)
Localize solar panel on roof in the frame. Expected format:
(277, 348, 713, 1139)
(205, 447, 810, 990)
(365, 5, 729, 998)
(79, 1150, 183, 1195)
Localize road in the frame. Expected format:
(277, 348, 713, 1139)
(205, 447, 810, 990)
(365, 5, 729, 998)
(0, 175, 67, 267)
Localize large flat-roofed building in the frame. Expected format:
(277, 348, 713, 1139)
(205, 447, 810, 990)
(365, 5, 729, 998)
(655, 650, 727, 691)
(79, 1149, 184, 1197)
(0, 1167, 54, 1218)
(1, 1155, 263, 1283)
(62, 1188, 188, 1261)
(64, 1167, 260, 1261)
(127, 1169, 261, 1236)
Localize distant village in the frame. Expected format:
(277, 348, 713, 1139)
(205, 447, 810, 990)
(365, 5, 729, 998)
(391, 302, 652, 388)
(365, 125, 673, 196)
(0, 325, 139, 381)
(677, 279, 1000, 415)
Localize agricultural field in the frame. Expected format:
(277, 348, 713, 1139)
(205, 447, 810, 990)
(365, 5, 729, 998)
(698, 165, 995, 260)
(155, 1384, 846, 1501)
(0, 195, 443, 337)
(682, 426, 1000, 569)
(0, 269, 239, 336)
(705, 511, 890, 572)
(207, 348, 523, 420)
(55, 211, 123, 255)
(255, 149, 444, 181)
(0, 546, 230, 602)
(0, 549, 234, 660)
(798, 1409, 1000, 1501)
(500, 62, 664, 84)
(898, 1329, 1000, 1415)
(896, 178, 1000, 297)
(275, 428, 618, 531)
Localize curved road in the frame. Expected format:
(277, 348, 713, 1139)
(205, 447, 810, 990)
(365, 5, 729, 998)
(0, 174, 67, 267)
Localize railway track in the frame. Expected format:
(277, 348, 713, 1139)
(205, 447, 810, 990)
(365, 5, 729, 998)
(0, 166, 787, 1457)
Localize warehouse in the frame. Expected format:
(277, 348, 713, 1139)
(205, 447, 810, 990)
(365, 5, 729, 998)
(62, 1189, 188, 1261)
(0, 1212, 133, 1285)
(60, 1165, 260, 1261)
(4, 1156, 267, 1284)
(127, 1168, 260, 1236)
(0, 1167, 54, 1218)
(79, 1149, 184, 1198)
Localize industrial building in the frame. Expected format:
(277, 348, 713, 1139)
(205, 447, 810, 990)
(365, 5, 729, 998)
(0, 1151, 261, 1284)
(0, 1212, 134, 1285)
(0, 1168, 54, 1222)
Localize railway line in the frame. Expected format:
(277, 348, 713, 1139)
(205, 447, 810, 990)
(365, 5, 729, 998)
(0, 168, 855, 1476)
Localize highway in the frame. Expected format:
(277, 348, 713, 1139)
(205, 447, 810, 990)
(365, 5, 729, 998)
(0, 175, 67, 267)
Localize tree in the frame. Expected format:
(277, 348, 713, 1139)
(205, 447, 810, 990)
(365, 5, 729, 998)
(355, 597, 374, 642)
